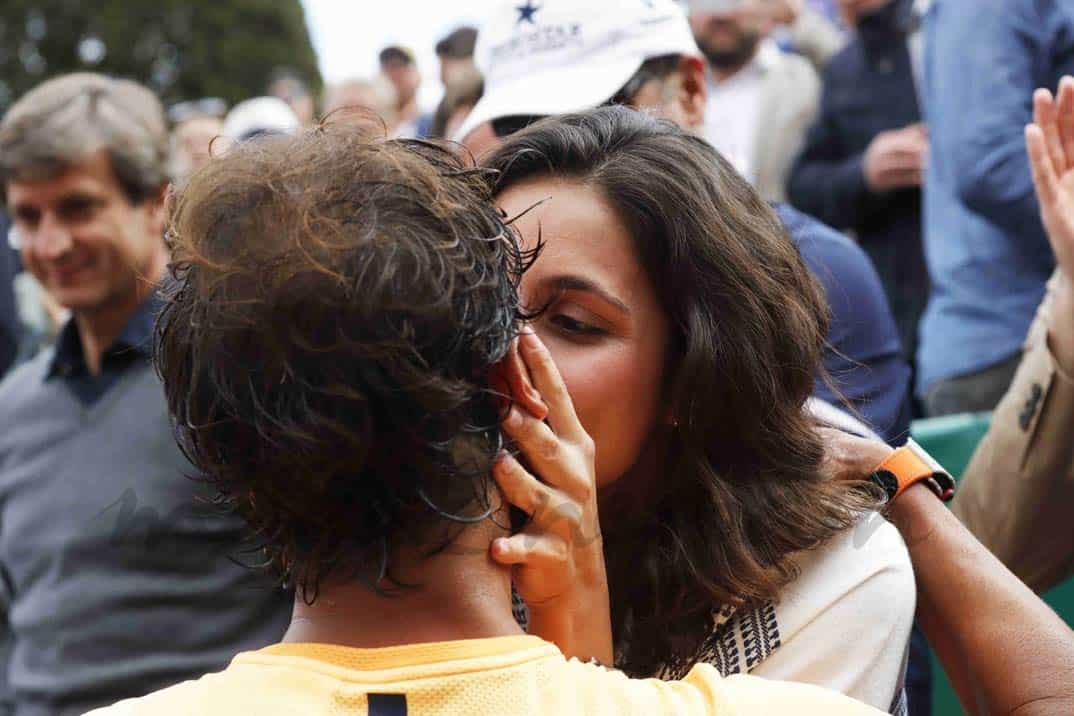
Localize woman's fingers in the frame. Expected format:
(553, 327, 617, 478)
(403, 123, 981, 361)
(493, 450, 583, 533)
(490, 532, 569, 570)
(517, 330, 589, 447)
(492, 451, 549, 517)
(502, 405, 590, 497)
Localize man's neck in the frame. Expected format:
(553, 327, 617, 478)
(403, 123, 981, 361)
(398, 99, 419, 123)
(284, 522, 523, 649)
(77, 254, 166, 376)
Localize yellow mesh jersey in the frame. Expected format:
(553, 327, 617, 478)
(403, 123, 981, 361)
(87, 635, 884, 715)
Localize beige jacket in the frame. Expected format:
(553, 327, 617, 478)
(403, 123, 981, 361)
(953, 271, 1074, 593)
(787, 7, 846, 72)
(752, 50, 822, 203)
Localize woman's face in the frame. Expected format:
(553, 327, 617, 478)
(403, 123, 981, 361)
(497, 178, 670, 488)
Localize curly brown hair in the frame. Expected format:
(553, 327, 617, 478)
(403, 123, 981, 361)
(483, 107, 880, 677)
(156, 125, 530, 600)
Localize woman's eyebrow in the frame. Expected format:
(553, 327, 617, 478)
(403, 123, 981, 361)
(544, 274, 630, 314)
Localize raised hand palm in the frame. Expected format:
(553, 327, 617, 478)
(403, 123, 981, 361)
(1046, 170, 1074, 271)
(1029, 78, 1074, 276)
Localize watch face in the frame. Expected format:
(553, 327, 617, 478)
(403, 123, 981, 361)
(871, 469, 900, 503)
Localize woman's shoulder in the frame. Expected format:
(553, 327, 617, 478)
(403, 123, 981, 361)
(728, 515, 916, 710)
(785, 513, 915, 618)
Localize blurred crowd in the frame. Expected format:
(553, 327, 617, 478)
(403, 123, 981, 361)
(1, 0, 1074, 714)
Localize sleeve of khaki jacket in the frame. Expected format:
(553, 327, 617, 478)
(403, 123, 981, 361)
(952, 270, 1074, 593)
(787, 8, 846, 72)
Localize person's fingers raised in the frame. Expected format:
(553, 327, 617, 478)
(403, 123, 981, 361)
(502, 405, 586, 495)
(517, 330, 588, 446)
(492, 451, 550, 518)
(490, 531, 568, 570)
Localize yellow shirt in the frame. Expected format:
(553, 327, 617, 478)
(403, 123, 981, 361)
(87, 636, 884, 715)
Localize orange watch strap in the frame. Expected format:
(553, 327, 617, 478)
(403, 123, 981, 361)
(875, 446, 937, 501)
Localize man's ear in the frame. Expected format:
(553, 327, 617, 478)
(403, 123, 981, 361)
(677, 55, 708, 133)
(460, 122, 503, 162)
(489, 337, 548, 420)
(145, 183, 170, 237)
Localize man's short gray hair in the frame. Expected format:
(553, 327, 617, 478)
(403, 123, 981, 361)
(0, 72, 170, 203)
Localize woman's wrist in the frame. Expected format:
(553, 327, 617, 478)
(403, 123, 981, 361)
(527, 594, 613, 664)
(526, 547, 613, 664)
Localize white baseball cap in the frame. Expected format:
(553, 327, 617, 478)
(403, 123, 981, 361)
(456, 0, 702, 141)
(223, 97, 300, 142)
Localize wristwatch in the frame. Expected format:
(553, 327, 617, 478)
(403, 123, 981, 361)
(869, 438, 956, 504)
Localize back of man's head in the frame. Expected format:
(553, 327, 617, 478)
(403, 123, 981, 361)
(157, 125, 524, 598)
(0, 72, 170, 203)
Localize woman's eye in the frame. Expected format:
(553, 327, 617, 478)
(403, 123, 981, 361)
(551, 314, 605, 336)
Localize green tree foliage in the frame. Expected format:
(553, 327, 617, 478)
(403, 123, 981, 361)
(0, 0, 321, 114)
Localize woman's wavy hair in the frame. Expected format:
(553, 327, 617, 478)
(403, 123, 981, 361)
(156, 125, 530, 601)
(483, 106, 878, 676)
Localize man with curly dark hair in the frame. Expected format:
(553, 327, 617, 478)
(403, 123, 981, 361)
(87, 124, 891, 714)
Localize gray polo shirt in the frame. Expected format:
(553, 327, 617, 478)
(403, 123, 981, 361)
(0, 296, 292, 714)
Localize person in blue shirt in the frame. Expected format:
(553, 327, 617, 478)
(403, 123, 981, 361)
(918, 0, 1074, 415)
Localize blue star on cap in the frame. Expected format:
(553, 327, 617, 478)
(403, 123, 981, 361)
(516, 0, 540, 25)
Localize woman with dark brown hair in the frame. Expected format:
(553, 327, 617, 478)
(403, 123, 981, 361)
(485, 106, 914, 713)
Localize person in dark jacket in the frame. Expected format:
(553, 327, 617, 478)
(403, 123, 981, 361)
(788, 0, 928, 374)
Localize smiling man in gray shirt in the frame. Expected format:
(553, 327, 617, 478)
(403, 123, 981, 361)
(0, 73, 291, 715)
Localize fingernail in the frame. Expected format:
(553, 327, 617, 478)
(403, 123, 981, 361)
(505, 406, 522, 427)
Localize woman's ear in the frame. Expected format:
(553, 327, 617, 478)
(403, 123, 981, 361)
(676, 55, 708, 133)
(489, 335, 549, 420)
